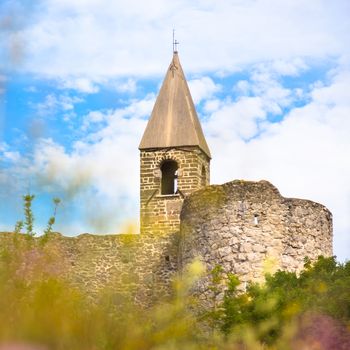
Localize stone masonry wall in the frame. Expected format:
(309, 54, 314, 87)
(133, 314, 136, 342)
(178, 180, 333, 305)
(140, 147, 210, 234)
(0, 231, 179, 307)
(1, 180, 332, 308)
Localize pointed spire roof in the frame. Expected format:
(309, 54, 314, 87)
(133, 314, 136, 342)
(139, 52, 211, 158)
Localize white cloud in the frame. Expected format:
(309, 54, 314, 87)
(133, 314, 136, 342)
(84, 95, 155, 144)
(85, 110, 105, 123)
(311, 70, 350, 106)
(205, 68, 350, 261)
(250, 66, 298, 107)
(22, 96, 153, 233)
(0, 142, 20, 163)
(60, 77, 100, 93)
(205, 66, 300, 141)
(34, 93, 84, 117)
(270, 58, 308, 77)
(203, 99, 222, 114)
(3, 151, 20, 162)
(0, 74, 6, 94)
(36, 94, 57, 114)
(60, 95, 82, 111)
(25, 86, 38, 93)
(188, 77, 221, 104)
(81, 110, 107, 131)
(4, 0, 349, 79)
(235, 80, 250, 95)
(114, 78, 137, 93)
(206, 96, 266, 141)
(0, 142, 6, 152)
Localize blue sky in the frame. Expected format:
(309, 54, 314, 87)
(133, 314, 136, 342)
(0, 0, 349, 261)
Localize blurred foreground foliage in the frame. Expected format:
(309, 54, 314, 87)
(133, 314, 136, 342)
(1, 236, 206, 350)
(0, 232, 349, 349)
(216, 256, 350, 348)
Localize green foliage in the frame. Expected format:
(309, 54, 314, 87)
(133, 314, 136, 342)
(3, 198, 350, 348)
(23, 194, 35, 236)
(0, 243, 211, 349)
(14, 194, 61, 238)
(43, 197, 61, 236)
(218, 256, 350, 346)
(14, 220, 24, 234)
(0, 237, 349, 350)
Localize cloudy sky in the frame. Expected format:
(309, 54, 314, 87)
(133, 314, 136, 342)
(0, 0, 349, 261)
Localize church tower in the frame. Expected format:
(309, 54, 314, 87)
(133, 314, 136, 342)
(139, 51, 211, 234)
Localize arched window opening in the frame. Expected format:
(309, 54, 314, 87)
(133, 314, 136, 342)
(161, 160, 178, 195)
(201, 165, 206, 187)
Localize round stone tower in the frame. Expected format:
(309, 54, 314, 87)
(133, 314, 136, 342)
(178, 180, 333, 303)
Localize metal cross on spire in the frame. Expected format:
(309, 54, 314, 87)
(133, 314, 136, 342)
(172, 29, 179, 53)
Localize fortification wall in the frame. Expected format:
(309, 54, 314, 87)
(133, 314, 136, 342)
(178, 180, 333, 303)
(0, 180, 333, 307)
(0, 231, 179, 306)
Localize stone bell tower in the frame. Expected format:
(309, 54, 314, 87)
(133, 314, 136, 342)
(139, 51, 211, 234)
